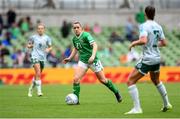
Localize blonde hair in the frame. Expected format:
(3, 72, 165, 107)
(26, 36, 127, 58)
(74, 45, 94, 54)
(73, 21, 82, 27)
(37, 23, 45, 29)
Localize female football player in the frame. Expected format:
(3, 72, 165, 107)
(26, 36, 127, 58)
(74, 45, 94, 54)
(27, 23, 52, 97)
(63, 21, 122, 104)
(125, 6, 172, 114)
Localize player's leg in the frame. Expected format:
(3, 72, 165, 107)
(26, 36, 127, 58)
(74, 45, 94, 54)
(150, 71, 172, 112)
(28, 76, 36, 97)
(90, 60, 122, 102)
(28, 60, 40, 97)
(33, 62, 43, 96)
(125, 68, 144, 114)
(95, 70, 122, 102)
(73, 61, 88, 100)
(35, 61, 44, 96)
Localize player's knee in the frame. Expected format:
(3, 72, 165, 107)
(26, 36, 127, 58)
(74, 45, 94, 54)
(36, 71, 41, 78)
(127, 79, 135, 86)
(151, 79, 160, 86)
(99, 78, 107, 84)
(73, 75, 80, 84)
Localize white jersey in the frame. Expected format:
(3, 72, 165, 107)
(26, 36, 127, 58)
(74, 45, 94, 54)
(28, 34, 52, 61)
(139, 20, 165, 65)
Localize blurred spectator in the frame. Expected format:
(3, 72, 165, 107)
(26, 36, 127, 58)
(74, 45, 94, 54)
(20, 17, 29, 35)
(119, 48, 139, 64)
(109, 31, 124, 43)
(0, 14, 3, 36)
(6, 8, 17, 28)
(119, 54, 127, 64)
(135, 6, 145, 24)
(26, 16, 34, 31)
(2, 31, 12, 46)
(17, 18, 23, 28)
(16, 49, 25, 67)
(63, 45, 72, 58)
(12, 49, 25, 68)
(98, 47, 111, 58)
(47, 50, 59, 67)
(93, 23, 102, 35)
(55, 48, 62, 61)
(84, 23, 91, 32)
(0, 41, 10, 68)
(23, 52, 31, 68)
(119, 0, 131, 9)
(61, 20, 71, 38)
(42, 0, 56, 9)
(125, 17, 138, 42)
(10, 23, 21, 38)
(176, 60, 180, 66)
(0, 41, 10, 56)
(127, 49, 139, 62)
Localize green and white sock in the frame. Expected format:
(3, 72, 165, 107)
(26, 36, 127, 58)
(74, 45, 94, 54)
(29, 78, 36, 91)
(73, 83, 80, 99)
(156, 82, 170, 107)
(128, 84, 141, 109)
(35, 80, 42, 94)
(104, 80, 119, 94)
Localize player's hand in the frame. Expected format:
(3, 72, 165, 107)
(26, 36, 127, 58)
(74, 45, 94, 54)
(62, 58, 71, 64)
(88, 56, 95, 64)
(128, 43, 134, 51)
(45, 48, 50, 53)
(27, 44, 33, 48)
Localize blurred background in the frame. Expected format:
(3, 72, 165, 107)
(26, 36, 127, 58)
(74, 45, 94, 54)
(0, 0, 180, 69)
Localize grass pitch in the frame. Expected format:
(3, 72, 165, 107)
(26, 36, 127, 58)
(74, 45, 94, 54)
(0, 83, 179, 118)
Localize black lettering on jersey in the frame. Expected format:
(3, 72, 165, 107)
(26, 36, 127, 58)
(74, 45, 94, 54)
(39, 43, 42, 48)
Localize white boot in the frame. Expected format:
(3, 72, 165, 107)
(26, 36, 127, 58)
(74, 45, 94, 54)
(125, 107, 143, 114)
(28, 78, 36, 97)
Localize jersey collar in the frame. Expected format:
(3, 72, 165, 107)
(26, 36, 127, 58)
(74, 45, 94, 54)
(75, 31, 84, 39)
(37, 33, 45, 37)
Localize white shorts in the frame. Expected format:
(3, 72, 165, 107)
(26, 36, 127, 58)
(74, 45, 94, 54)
(78, 60, 103, 72)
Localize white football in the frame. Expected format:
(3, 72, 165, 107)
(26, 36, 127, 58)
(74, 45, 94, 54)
(65, 93, 78, 105)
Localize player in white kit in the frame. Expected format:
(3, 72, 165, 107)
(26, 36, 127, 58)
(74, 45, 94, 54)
(125, 6, 172, 114)
(27, 23, 52, 97)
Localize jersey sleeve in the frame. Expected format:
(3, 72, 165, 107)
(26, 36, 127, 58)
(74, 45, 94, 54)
(139, 24, 148, 38)
(46, 36, 52, 47)
(159, 26, 165, 40)
(86, 33, 95, 45)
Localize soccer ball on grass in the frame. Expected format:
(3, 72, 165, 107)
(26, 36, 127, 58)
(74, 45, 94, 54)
(65, 93, 78, 105)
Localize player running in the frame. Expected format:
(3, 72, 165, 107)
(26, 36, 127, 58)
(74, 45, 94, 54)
(125, 5, 172, 114)
(27, 23, 52, 97)
(63, 21, 122, 104)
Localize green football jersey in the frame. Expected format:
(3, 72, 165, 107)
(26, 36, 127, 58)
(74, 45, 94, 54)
(72, 31, 99, 64)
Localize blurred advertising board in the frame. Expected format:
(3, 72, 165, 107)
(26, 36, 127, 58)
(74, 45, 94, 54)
(0, 67, 180, 85)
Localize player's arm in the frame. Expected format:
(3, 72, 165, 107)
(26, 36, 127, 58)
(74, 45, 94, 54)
(45, 37, 52, 53)
(68, 48, 77, 60)
(158, 27, 167, 47)
(129, 36, 147, 51)
(45, 46, 52, 53)
(27, 37, 34, 49)
(27, 40, 34, 49)
(158, 39, 167, 47)
(88, 42, 98, 64)
(62, 48, 77, 64)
